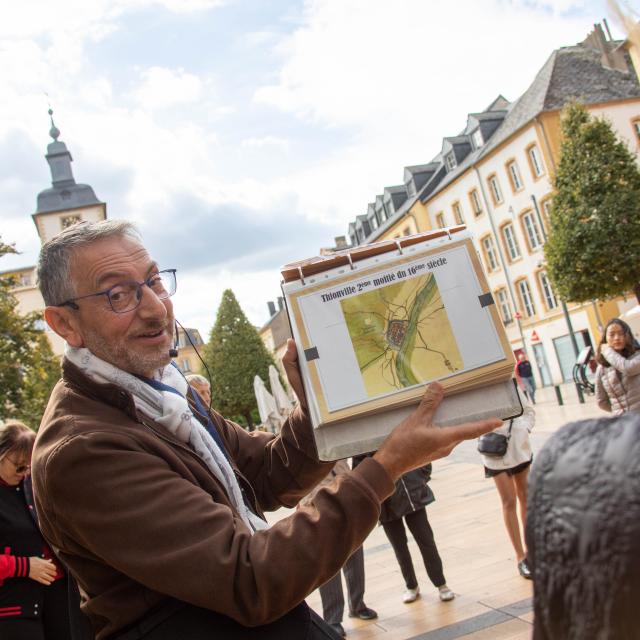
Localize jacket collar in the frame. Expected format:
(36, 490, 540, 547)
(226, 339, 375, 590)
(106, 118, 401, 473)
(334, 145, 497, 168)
(62, 357, 216, 431)
(62, 357, 140, 421)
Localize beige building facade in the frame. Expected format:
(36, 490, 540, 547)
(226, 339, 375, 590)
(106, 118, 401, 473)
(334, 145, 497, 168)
(343, 25, 640, 389)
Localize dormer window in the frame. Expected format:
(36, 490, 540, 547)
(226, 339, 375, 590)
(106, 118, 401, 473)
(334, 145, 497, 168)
(406, 180, 416, 197)
(471, 129, 483, 149)
(445, 153, 456, 172)
(370, 216, 378, 230)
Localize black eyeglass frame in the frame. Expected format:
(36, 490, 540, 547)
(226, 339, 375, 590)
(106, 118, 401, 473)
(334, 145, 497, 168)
(54, 269, 177, 314)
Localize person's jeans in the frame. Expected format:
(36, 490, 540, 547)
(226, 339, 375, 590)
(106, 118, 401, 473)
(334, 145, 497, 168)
(382, 507, 446, 590)
(521, 376, 536, 403)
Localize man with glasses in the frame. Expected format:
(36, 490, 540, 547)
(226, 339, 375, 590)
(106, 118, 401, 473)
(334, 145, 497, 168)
(32, 220, 498, 640)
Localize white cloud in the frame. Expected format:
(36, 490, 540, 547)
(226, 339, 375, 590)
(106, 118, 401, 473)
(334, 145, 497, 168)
(240, 135, 290, 152)
(135, 67, 205, 109)
(175, 266, 284, 339)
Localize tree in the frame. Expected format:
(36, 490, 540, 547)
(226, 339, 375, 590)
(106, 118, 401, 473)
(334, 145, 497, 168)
(203, 289, 276, 430)
(0, 238, 61, 427)
(544, 102, 640, 303)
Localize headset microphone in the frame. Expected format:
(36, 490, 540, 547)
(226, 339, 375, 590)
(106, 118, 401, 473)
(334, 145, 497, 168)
(169, 320, 179, 358)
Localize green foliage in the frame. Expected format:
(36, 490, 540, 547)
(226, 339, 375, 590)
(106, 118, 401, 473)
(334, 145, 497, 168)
(202, 289, 276, 430)
(544, 102, 640, 303)
(0, 238, 61, 428)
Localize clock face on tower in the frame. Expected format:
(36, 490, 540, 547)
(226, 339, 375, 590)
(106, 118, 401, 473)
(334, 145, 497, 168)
(61, 214, 82, 229)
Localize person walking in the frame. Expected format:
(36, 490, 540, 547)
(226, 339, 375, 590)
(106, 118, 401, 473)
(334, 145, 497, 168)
(0, 421, 79, 640)
(378, 464, 454, 604)
(595, 318, 640, 415)
(301, 460, 377, 638)
(515, 352, 536, 404)
(480, 387, 535, 579)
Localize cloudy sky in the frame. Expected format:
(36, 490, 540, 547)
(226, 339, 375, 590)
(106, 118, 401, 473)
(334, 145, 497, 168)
(0, 0, 624, 338)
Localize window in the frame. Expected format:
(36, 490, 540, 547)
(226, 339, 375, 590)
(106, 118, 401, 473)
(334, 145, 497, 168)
(181, 359, 191, 372)
(487, 174, 503, 205)
(481, 235, 499, 272)
(435, 212, 445, 228)
(501, 222, 521, 261)
(527, 144, 544, 178)
(506, 160, 523, 191)
(471, 129, 483, 149)
(496, 288, 512, 323)
(538, 271, 558, 310)
(19, 273, 32, 287)
(60, 214, 82, 229)
(370, 216, 379, 230)
(540, 197, 552, 225)
(452, 201, 464, 225)
(632, 118, 640, 143)
(469, 189, 482, 216)
(445, 153, 457, 172)
(517, 278, 536, 317)
(521, 210, 543, 251)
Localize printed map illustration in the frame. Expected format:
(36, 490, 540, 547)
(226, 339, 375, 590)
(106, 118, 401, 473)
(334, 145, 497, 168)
(340, 273, 463, 396)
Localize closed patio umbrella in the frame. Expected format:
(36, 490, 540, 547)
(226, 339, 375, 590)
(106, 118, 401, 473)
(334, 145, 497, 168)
(269, 365, 295, 417)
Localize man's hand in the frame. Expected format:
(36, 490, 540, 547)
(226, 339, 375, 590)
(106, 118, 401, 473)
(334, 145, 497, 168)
(374, 382, 501, 483)
(282, 339, 307, 410)
(29, 557, 57, 585)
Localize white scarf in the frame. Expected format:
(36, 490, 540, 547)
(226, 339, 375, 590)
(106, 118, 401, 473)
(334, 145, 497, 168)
(65, 346, 267, 532)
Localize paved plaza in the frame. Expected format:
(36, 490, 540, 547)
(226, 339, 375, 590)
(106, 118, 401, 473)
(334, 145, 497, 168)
(268, 382, 604, 639)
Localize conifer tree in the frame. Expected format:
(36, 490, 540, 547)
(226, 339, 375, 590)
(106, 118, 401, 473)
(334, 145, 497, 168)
(544, 102, 640, 303)
(0, 238, 60, 426)
(203, 289, 276, 430)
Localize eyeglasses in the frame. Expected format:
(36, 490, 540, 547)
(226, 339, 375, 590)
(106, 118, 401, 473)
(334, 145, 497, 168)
(5, 457, 30, 474)
(56, 269, 177, 314)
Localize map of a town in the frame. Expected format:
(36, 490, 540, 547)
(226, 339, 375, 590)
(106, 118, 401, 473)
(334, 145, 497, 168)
(340, 273, 463, 396)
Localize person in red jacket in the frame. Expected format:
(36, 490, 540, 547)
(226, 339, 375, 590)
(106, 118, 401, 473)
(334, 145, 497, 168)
(0, 421, 72, 640)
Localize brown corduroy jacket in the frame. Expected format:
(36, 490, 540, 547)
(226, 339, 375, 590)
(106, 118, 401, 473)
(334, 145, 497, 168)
(32, 360, 394, 640)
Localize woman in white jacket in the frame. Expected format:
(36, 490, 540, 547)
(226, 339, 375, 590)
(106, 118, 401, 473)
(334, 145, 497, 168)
(481, 387, 534, 580)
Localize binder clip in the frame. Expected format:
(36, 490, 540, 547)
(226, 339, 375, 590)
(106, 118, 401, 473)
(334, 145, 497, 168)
(347, 253, 356, 271)
(297, 266, 306, 285)
(395, 239, 404, 255)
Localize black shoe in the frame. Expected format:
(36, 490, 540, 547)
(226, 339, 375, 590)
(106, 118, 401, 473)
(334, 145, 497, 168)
(330, 622, 346, 638)
(348, 606, 378, 620)
(518, 558, 532, 580)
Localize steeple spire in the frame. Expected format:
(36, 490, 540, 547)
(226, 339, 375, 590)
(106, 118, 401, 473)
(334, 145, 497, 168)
(44, 108, 75, 187)
(48, 108, 60, 142)
(34, 108, 103, 216)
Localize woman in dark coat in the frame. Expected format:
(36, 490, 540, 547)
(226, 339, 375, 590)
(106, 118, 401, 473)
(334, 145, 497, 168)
(0, 420, 73, 640)
(379, 464, 454, 604)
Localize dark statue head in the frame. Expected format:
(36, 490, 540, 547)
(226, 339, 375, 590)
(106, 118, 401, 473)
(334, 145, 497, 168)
(527, 414, 640, 639)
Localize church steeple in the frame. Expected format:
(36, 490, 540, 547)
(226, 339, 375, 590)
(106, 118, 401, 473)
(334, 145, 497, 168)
(45, 108, 76, 187)
(33, 109, 106, 244)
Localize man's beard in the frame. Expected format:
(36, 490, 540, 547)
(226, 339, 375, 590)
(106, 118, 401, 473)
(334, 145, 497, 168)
(82, 323, 173, 377)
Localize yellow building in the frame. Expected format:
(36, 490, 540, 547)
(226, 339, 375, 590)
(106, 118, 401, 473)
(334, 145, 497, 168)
(344, 24, 640, 388)
(258, 297, 292, 368)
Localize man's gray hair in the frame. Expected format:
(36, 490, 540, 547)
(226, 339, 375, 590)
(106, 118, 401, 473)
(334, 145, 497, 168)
(185, 374, 210, 388)
(37, 220, 141, 306)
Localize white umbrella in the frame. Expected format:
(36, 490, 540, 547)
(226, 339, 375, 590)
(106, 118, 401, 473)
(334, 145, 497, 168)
(253, 375, 282, 433)
(269, 365, 295, 416)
